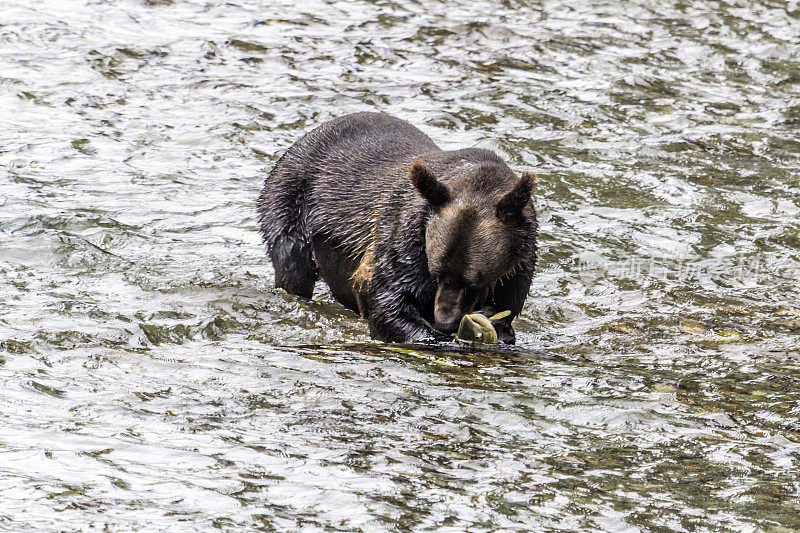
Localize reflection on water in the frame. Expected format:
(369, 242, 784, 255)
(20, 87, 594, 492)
(1, 0, 799, 529)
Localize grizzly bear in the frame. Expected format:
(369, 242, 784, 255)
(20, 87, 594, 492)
(257, 112, 537, 344)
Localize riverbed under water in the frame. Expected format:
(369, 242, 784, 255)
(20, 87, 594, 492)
(2, 0, 799, 530)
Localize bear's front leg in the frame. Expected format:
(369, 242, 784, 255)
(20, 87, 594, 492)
(367, 233, 451, 343)
(495, 322, 516, 344)
(367, 269, 450, 343)
(368, 293, 451, 343)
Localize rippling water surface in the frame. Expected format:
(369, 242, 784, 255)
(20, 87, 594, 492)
(2, 0, 800, 530)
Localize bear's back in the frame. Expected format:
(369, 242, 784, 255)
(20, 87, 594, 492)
(292, 112, 439, 184)
(287, 113, 441, 243)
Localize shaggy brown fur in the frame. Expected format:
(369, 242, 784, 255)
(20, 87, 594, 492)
(257, 112, 538, 343)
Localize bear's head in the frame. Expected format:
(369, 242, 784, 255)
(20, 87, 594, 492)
(410, 161, 537, 334)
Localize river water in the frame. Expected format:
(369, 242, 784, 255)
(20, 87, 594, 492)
(1, 0, 799, 530)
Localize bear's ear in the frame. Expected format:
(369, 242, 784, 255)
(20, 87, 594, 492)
(496, 172, 537, 223)
(410, 162, 451, 209)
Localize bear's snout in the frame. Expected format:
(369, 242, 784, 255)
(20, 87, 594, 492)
(434, 284, 472, 334)
(434, 313, 462, 334)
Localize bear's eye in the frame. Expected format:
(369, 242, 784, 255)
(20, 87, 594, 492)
(463, 278, 478, 291)
(464, 272, 485, 289)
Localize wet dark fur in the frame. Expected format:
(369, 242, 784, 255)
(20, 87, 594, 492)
(257, 112, 538, 343)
